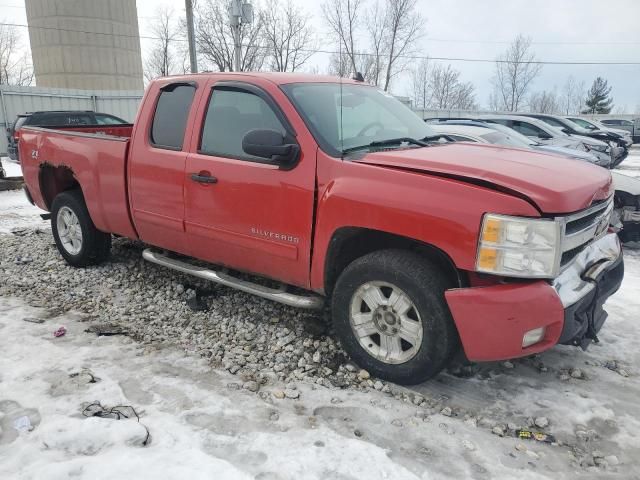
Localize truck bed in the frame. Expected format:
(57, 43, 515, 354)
(19, 125, 138, 239)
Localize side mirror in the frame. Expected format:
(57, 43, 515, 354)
(242, 129, 300, 169)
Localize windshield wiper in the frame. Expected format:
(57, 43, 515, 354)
(342, 137, 428, 155)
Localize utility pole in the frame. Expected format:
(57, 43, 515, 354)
(228, 0, 253, 72)
(185, 0, 198, 73)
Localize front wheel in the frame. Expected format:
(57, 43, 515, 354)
(332, 250, 458, 385)
(51, 189, 111, 267)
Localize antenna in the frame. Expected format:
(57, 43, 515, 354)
(339, 41, 344, 159)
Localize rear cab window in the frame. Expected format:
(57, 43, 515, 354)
(150, 84, 196, 150)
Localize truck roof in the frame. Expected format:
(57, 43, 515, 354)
(151, 72, 365, 86)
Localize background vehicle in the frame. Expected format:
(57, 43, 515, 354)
(18, 73, 623, 385)
(7, 111, 129, 161)
(427, 119, 607, 166)
(522, 113, 628, 167)
(600, 118, 637, 139)
(566, 117, 632, 146)
(479, 114, 613, 166)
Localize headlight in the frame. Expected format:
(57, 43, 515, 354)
(587, 143, 609, 153)
(476, 214, 562, 278)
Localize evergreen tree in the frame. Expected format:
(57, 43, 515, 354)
(582, 77, 613, 114)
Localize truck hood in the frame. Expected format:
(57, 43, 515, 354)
(352, 143, 612, 213)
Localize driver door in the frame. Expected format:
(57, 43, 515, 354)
(183, 80, 317, 288)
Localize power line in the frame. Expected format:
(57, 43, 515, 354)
(2, 21, 640, 66)
(425, 37, 640, 46)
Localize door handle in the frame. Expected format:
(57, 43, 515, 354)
(190, 173, 218, 184)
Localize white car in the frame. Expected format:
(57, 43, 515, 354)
(479, 114, 613, 166)
(428, 122, 607, 166)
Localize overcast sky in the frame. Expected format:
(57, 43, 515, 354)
(4, 0, 640, 111)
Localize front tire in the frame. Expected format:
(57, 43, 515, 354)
(332, 249, 458, 385)
(51, 189, 111, 267)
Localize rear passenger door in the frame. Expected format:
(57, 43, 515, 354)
(183, 80, 317, 288)
(129, 82, 198, 254)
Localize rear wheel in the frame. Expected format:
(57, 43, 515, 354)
(51, 190, 111, 267)
(332, 249, 458, 385)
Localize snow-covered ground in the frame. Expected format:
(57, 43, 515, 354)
(1, 150, 640, 479)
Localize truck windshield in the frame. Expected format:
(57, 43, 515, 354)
(282, 82, 436, 157)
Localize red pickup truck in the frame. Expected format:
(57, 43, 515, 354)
(19, 73, 623, 384)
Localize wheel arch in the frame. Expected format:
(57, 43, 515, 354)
(323, 226, 464, 296)
(39, 163, 82, 210)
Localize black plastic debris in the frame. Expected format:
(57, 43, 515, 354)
(82, 401, 151, 446)
(85, 323, 129, 337)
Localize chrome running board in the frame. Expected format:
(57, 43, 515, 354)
(142, 249, 324, 310)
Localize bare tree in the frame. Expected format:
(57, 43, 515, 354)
(491, 35, 542, 111)
(262, 0, 316, 72)
(0, 22, 33, 86)
(365, 0, 387, 86)
(143, 8, 188, 82)
(380, 0, 422, 91)
(322, 0, 363, 77)
(195, 0, 266, 72)
(410, 57, 430, 110)
(528, 89, 559, 114)
(560, 76, 586, 115)
(427, 63, 476, 110)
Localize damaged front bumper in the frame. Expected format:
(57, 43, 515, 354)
(445, 233, 623, 362)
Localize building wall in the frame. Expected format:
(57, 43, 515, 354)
(25, 0, 144, 90)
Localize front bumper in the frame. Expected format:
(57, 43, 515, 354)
(445, 233, 623, 361)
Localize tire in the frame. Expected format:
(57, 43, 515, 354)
(51, 189, 111, 267)
(331, 249, 458, 385)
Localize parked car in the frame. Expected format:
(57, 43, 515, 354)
(599, 118, 636, 138)
(429, 121, 638, 242)
(6, 110, 129, 162)
(610, 172, 640, 243)
(521, 113, 628, 167)
(18, 73, 623, 384)
(566, 117, 632, 146)
(427, 119, 608, 166)
(479, 114, 613, 166)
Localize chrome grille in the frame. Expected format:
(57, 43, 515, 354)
(558, 197, 614, 266)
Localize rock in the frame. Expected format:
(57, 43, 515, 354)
(312, 351, 321, 363)
(570, 368, 584, 379)
(515, 443, 527, 452)
(273, 391, 285, 399)
(559, 373, 570, 381)
(345, 363, 357, 372)
(440, 407, 452, 417)
(284, 389, 299, 399)
(617, 369, 629, 378)
(462, 440, 475, 451)
(502, 361, 514, 369)
(604, 455, 619, 466)
(526, 450, 540, 460)
(534, 417, 549, 428)
(492, 426, 505, 437)
(242, 381, 260, 392)
(391, 419, 403, 427)
(357, 369, 370, 381)
(354, 429, 363, 437)
(373, 381, 384, 391)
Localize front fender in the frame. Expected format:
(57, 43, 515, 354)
(309, 157, 540, 292)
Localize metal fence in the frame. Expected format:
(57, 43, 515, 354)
(0, 85, 143, 155)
